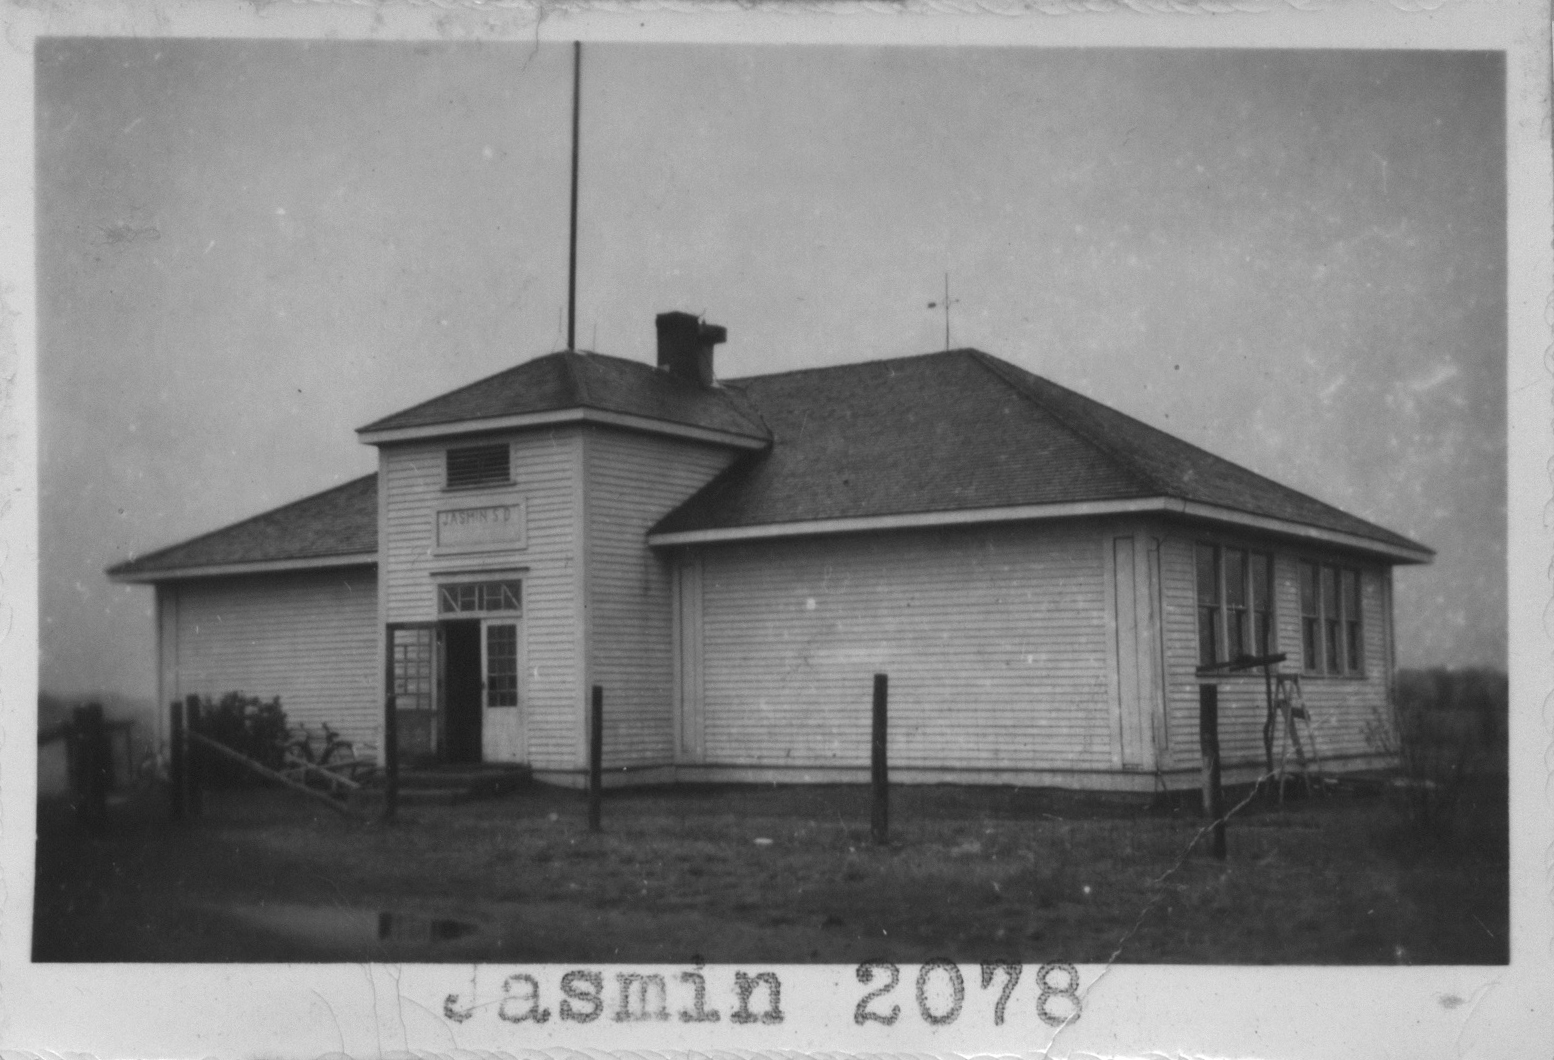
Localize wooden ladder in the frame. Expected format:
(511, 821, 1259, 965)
(1272, 673, 1320, 801)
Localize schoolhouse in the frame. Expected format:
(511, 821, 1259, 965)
(109, 312, 1432, 790)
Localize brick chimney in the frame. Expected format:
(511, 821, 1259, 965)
(655, 311, 725, 388)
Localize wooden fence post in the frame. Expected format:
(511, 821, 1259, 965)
(871, 673, 888, 846)
(72, 703, 108, 830)
(185, 695, 204, 818)
(1199, 683, 1226, 859)
(168, 699, 186, 821)
(382, 656, 399, 823)
(588, 684, 603, 832)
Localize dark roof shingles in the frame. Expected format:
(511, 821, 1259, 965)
(969, 352, 1427, 553)
(118, 345, 1428, 577)
(655, 349, 1429, 556)
(359, 350, 769, 441)
(107, 474, 379, 578)
(655, 351, 1156, 533)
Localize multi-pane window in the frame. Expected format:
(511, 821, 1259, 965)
(446, 443, 510, 489)
(1250, 552, 1272, 657)
(391, 627, 434, 708)
(1196, 544, 1273, 667)
(1299, 560, 1363, 675)
(1300, 562, 1320, 671)
(1321, 566, 1340, 675)
(438, 579, 521, 615)
(1224, 548, 1247, 660)
(485, 624, 519, 707)
(1195, 544, 1220, 667)
(1344, 570, 1362, 673)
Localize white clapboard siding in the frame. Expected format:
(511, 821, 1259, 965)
(1160, 534, 1395, 772)
(584, 428, 738, 769)
(166, 569, 379, 746)
(379, 429, 582, 770)
(694, 522, 1116, 772)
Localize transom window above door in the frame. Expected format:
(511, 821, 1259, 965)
(438, 579, 521, 615)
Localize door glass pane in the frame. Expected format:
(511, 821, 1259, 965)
(390, 626, 436, 756)
(485, 624, 519, 707)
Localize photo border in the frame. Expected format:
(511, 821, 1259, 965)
(1, 1, 1548, 1056)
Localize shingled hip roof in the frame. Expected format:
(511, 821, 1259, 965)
(107, 474, 379, 582)
(357, 349, 769, 444)
(650, 349, 1432, 562)
(108, 345, 1429, 581)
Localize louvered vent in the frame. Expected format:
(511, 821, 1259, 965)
(446, 443, 510, 489)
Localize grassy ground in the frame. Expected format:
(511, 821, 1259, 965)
(32, 778, 1507, 964)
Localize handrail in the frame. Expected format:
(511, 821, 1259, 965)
(186, 731, 363, 820)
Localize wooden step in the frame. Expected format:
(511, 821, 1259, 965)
(352, 786, 470, 807)
(353, 763, 531, 805)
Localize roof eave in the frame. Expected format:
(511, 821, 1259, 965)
(108, 551, 379, 584)
(648, 496, 1433, 563)
(1171, 500, 1433, 564)
(357, 406, 769, 449)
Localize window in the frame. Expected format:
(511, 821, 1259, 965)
(485, 624, 519, 707)
(1344, 570, 1362, 674)
(1195, 544, 1220, 667)
(391, 628, 434, 704)
(1298, 560, 1363, 675)
(438, 579, 521, 615)
(1300, 561, 1320, 671)
(1196, 544, 1274, 667)
(1224, 548, 1247, 660)
(446, 443, 510, 489)
(1250, 552, 1272, 656)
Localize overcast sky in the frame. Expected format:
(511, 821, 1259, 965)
(36, 41, 1505, 702)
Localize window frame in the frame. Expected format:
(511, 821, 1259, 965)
(437, 578, 522, 617)
(482, 620, 521, 709)
(1195, 541, 1275, 668)
(1297, 559, 1365, 676)
(445, 442, 512, 491)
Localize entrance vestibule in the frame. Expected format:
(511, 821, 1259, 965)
(386, 578, 525, 767)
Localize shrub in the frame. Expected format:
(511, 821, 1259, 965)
(187, 692, 288, 788)
(1368, 668, 1508, 839)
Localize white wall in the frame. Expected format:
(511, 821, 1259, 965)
(685, 521, 1118, 776)
(1159, 531, 1396, 775)
(378, 428, 583, 771)
(583, 428, 738, 770)
(160, 568, 379, 745)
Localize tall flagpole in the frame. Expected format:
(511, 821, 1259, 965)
(567, 40, 582, 351)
